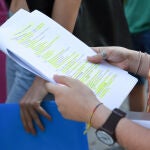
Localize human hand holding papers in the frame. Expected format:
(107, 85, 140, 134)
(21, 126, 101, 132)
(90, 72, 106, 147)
(0, 9, 137, 110)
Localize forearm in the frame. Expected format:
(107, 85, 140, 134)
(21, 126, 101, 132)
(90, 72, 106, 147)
(10, 0, 29, 12)
(32, 76, 48, 95)
(51, 0, 81, 32)
(116, 118, 150, 150)
(92, 105, 150, 150)
(128, 50, 150, 77)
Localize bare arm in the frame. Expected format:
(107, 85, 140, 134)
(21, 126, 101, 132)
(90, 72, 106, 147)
(88, 47, 150, 149)
(128, 50, 150, 77)
(10, 0, 81, 32)
(89, 46, 150, 77)
(92, 105, 150, 150)
(52, 0, 81, 32)
(46, 75, 150, 150)
(10, 0, 29, 12)
(9, 0, 81, 134)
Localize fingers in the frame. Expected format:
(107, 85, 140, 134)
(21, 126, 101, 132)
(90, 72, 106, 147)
(45, 82, 59, 95)
(88, 47, 109, 63)
(20, 104, 36, 135)
(34, 105, 51, 121)
(46, 75, 76, 94)
(87, 54, 103, 63)
(54, 75, 75, 86)
(91, 47, 107, 54)
(20, 101, 51, 135)
(28, 106, 45, 131)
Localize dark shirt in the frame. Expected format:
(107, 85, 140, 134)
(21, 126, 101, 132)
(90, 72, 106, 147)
(5, 0, 54, 17)
(5, 0, 132, 48)
(74, 0, 132, 48)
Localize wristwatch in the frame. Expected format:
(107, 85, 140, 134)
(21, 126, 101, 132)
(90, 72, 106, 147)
(95, 108, 126, 146)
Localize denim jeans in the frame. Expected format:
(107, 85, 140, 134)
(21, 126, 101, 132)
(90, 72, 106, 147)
(6, 57, 34, 103)
(6, 57, 54, 103)
(6, 11, 54, 103)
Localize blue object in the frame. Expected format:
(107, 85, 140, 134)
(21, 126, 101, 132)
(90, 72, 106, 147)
(0, 101, 89, 150)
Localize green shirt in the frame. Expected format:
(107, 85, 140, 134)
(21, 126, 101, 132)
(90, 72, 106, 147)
(124, 0, 150, 34)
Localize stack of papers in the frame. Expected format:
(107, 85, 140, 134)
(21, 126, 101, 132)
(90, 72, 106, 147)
(0, 9, 137, 109)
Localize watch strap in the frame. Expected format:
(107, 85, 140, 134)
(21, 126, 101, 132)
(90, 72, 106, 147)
(102, 108, 126, 140)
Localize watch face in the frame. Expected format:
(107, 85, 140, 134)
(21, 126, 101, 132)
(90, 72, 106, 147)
(96, 130, 114, 146)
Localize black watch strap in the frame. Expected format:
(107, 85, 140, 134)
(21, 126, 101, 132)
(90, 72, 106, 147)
(100, 108, 126, 141)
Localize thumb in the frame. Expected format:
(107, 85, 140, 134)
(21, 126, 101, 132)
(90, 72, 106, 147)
(53, 75, 75, 86)
(45, 82, 58, 95)
(87, 54, 103, 64)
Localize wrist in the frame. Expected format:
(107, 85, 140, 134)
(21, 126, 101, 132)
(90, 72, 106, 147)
(95, 108, 126, 146)
(32, 77, 48, 95)
(91, 105, 111, 129)
(128, 50, 140, 74)
(128, 50, 150, 77)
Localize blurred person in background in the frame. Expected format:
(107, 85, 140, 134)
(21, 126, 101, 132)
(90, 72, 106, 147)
(4, 0, 81, 134)
(0, 0, 8, 102)
(124, 0, 150, 111)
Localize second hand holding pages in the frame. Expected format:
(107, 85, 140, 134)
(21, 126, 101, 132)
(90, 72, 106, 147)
(0, 9, 137, 109)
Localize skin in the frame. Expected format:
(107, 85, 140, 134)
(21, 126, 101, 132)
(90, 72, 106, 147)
(46, 46, 150, 150)
(9, 0, 81, 134)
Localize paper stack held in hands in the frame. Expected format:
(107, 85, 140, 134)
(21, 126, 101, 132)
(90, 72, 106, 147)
(0, 9, 137, 109)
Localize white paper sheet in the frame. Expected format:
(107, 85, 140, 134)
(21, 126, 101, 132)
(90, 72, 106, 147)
(0, 9, 138, 109)
(132, 120, 150, 129)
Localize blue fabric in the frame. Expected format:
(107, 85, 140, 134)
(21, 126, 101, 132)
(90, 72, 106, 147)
(0, 101, 89, 150)
(130, 30, 150, 84)
(6, 11, 54, 103)
(6, 57, 54, 103)
(6, 57, 35, 102)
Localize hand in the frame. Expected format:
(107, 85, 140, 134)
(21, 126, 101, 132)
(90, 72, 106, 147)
(88, 46, 130, 71)
(20, 77, 51, 134)
(45, 75, 100, 123)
